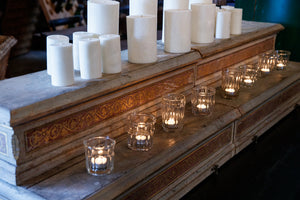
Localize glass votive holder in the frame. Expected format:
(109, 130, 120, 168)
(221, 69, 241, 98)
(258, 52, 276, 75)
(238, 64, 258, 87)
(127, 113, 156, 151)
(161, 93, 186, 132)
(83, 136, 116, 176)
(275, 50, 291, 70)
(191, 86, 216, 115)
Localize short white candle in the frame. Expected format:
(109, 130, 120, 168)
(162, 0, 189, 42)
(164, 9, 191, 53)
(215, 10, 231, 39)
(78, 38, 102, 79)
(99, 34, 122, 74)
(46, 35, 69, 75)
(87, 0, 119, 35)
(129, 0, 158, 16)
(49, 43, 74, 87)
(126, 15, 157, 64)
(191, 3, 216, 43)
(73, 31, 98, 71)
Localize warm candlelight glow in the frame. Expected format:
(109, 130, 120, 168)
(91, 156, 107, 165)
(244, 79, 253, 84)
(197, 104, 207, 110)
(136, 135, 147, 141)
(277, 63, 285, 67)
(261, 68, 270, 73)
(225, 88, 235, 93)
(165, 117, 176, 125)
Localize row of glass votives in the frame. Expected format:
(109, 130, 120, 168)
(82, 87, 216, 176)
(82, 49, 292, 176)
(221, 50, 291, 99)
(259, 50, 291, 74)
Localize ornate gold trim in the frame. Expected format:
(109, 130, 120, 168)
(25, 70, 194, 152)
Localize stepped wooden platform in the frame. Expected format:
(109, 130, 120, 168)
(1, 21, 299, 200)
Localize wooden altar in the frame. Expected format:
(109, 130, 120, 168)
(0, 21, 299, 200)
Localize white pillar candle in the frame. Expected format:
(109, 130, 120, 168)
(46, 35, 69, 75)
(126, 15, 157, 64)
(129, 0, 158, 16)
(78, 38, 102, 79)
(189, 0, 212, 9)
(164, 9, 191, 53)
(49, 43, 74, 86)
(73, 32, 98, 71)
(99, 34, 122, 74)
(87, 0, 119, 35)
(223, 8, 243, 35)
(191, 3, 216, 43)
(162, 0, 189, 43)
(215, 10, 231, 39)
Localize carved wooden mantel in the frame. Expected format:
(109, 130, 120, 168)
(1, 21, 299, 200)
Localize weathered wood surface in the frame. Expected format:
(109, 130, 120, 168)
(25, 62, 300, 200)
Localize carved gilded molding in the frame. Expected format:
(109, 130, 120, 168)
(25, 70, 194, 152)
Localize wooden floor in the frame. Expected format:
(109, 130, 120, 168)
(182, 106, 300, 200)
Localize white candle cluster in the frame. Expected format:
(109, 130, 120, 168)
(46, 0, 243, 86)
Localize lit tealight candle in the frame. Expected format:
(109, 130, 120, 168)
(136, 135, 147, 145)
(261, 68, 270, 73)
(165, 117, 176, 125)
(244, 79, 253, 84)
(277, 63, 285, 70)
(225, 88, 235, 95)
(197, 104, 207, 110)
(91, 155, 108, 170)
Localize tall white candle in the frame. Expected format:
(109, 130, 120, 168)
(78, 38, 102, 79)
(191, 3, 216, 43)
(164, 9, 191, 53)
(224, 8, 243, 35)
(87, 0, 119, 35)
(99, 34, 122, 74)
(189, 0, 212, 9)
(162, 0, 189, 43)
(73, 32, 98, 71)
(49, 43, 74, 86)
(215, 10, 231, 39)
(46, 35, 69, 75)
(129, 0, 158, 16)
(126, 15, 157, 64)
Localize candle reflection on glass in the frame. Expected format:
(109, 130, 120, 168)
(191, 86, 215, 115)
(161, 94, 186, 132)
(127, 113, 156, 151)
(83, 136, 116, 176)
(222, 69, 240, 98)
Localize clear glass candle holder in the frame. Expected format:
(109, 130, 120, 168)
(83, 136, 116, 176)
(191, 86, 216, 115)
(127, 113, 156, 151)
(161, 93, 186, 132)
(275, 50, 291, 70)
(258, 52, 276, 75)
(221, 69, 241, 98)
(238, 64, 258, 87)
